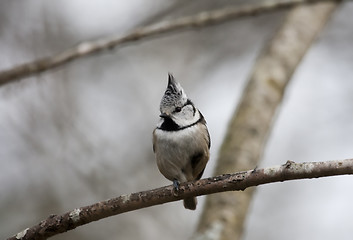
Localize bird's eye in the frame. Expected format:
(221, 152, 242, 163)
(175, 107, 182, 112)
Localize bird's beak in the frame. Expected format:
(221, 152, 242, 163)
(159, 113, 170, 119)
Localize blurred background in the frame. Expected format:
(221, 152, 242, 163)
(1, 0, 353, 239)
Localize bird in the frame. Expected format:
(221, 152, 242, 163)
(152, 73, 210, 210)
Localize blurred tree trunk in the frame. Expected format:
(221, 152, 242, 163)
(193, 2, 337, 240)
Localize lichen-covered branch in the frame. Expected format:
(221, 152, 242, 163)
(194, 2, 338, 240)
(8, 159, 353, 240)
(0, 0, 344, 86)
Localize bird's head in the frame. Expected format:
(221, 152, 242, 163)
(159, 74, 199, 127)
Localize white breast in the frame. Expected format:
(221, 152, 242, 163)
(153, 123, 209, 182)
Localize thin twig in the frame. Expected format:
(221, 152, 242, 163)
(0, 0, 344, 86)
(8, 159, 353, 240)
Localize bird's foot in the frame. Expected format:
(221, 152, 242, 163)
(172, 179, 180, 196)
(251, 165, 258, 174)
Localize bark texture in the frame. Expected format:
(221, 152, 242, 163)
(8, 159, 353, 240)
(193, 2, 338, 240)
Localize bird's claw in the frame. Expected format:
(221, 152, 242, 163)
(172, 179, 180, 196)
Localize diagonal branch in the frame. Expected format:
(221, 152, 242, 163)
(0, 0, 345, 86)
(8, 158, 353, 240)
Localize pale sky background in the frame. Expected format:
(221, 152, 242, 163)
(1, 1, 353, 240)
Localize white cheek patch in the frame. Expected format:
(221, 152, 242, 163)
(174, 109, 200, 127)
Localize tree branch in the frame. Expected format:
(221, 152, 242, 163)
(0, 0, 344, 86)
(8, 159, 353, 240)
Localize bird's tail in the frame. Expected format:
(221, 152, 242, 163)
(183, 197, 197, 210)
